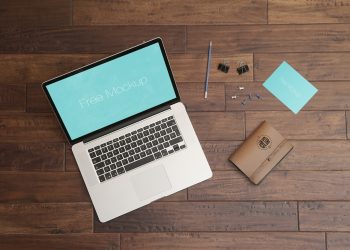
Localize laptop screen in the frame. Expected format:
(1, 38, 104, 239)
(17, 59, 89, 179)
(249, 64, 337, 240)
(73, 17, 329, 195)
(45, 42, 177, 141)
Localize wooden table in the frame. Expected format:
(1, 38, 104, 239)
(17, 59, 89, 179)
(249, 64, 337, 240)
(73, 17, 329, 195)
(1, 1, 350, 249)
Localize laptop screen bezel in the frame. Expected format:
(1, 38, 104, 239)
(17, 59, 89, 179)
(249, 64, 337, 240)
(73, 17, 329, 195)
(42, 38, 180, 145)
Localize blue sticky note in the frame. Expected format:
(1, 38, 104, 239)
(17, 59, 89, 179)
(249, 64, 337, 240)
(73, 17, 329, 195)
(263, 61, 318, 114)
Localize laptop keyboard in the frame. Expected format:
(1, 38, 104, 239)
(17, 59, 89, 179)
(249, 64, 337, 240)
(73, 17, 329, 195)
(88, 116, 186, 183)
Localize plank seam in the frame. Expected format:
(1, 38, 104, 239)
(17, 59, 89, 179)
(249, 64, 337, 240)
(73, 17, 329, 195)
(297, 201, 300, 231)
(346, 111, 348, 139)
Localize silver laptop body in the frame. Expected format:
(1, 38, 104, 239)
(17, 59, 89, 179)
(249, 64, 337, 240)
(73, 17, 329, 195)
(42, 38, 212, 222)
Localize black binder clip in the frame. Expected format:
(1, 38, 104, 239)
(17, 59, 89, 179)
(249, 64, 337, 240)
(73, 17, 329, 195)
(218, 60, 230, 73)
(237, 61, 249, 75)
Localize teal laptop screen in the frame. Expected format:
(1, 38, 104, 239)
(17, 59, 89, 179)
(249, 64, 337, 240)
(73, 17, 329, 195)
(46, 43, 177, 140)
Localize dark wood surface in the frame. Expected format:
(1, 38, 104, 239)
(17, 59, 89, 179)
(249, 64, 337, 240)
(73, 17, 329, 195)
(1, 1, 349, 249)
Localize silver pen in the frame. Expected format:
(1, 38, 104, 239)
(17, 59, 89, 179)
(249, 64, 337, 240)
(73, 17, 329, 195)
(204, 41, 212, 99)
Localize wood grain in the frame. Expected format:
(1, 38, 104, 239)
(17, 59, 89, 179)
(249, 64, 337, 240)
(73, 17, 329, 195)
(201, 141, 242, 170)
(94, 201, 298, 232)
(0, 234, 120, 250)
(226, 81, 350, 111)
(246, 111, 346, 140)
(187, 25, 350, 53)
(0, 203, 92, 234)
(203, 140, 350, 171)
(277, 140, 350, 171)
(0, 113, 64, 142)
(188, 171, 350, 201)
(0, 0, 72, 27)
(0, 54, 104, 84)
(1, 26, 185, 53)
(178, 82, 225, 111)
(269, 0, 350, 24)
(0, 173, 89, 202)
(65, 144, 79, 172)
(1, 1, 350, 248)
(0, 143, 64, 171)
(0, 28, 21, 52)
(1, 53, 252, 85)
(73, 0, 267, 25)
(0, 84, 26, 112)
(169, 53, 253, 83)
(327, 232, 350, 250)
(189, 112, 245, 141)
(254, 53, 350, 81)
(300, 202, 350, 231)
(26, 83, 52, 113)
(122, 232, 325, 250)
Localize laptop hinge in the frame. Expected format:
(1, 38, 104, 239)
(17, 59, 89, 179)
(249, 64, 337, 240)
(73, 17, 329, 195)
(83, 105, 171, 144)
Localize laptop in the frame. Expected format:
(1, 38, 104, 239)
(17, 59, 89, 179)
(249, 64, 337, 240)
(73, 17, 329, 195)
(42, 38, 212, 222)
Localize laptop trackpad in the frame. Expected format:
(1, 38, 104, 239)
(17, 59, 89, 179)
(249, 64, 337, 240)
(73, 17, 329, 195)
(131, 165, 172, 201)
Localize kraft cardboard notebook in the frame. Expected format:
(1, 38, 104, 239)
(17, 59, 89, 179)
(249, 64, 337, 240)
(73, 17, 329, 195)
(229, 121, 293, 184)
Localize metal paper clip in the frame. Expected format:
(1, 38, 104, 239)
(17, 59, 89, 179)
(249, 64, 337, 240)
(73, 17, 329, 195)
(218, 59, 230, 73)
(237, 61, 249, 75)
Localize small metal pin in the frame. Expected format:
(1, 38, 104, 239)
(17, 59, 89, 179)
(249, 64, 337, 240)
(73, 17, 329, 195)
(255, 93, 262, 100)
(248, 93, 252, 100)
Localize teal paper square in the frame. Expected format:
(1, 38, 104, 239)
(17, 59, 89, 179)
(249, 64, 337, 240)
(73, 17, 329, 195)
(263, 61, 318, 114)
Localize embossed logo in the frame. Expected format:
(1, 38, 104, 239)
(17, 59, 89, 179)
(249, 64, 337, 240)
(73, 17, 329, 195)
(257, 135, 271, 150)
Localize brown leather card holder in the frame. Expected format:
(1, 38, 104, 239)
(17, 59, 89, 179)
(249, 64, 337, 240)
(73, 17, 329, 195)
(229, 121, 293, 184)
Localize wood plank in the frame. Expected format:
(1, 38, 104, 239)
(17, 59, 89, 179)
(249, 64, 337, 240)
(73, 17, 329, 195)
(158, 190, 188, 202)
(203, 140, 350, 171)
(0, 54, 104, 84)
(246, 111, 346, 140)
(0, 203, 92, 234)
(0, 172, 89, 202)
(0, 84, 26, 111)
(66, 145, 187, 201)
(122, 232, 325, 250)
(169, 53, 253, 83)
(327, 232, 350, 250)
(188, 171, 350, 201)
(1, 26, 185, 53)
(65, 144, 79, 172)
(1, 53, 252, 85)
(277, 140, 350, 171)
(0, 113, 64, 142)
(73, 0, 267, 25)
(0, 143, 64, 171)
(187, 25, 350, 53)
(189, 112, 245, 141)
(0, 28, 22, 52)
(226, 81, 350, 111)
(178, 82, 225, 112)
(201, 141, 241, 171)
(0, 0, 72, 27)
(26, 83, 51, 113)
(254, 53, 350, 81)
(0, 234, 120, 250)
(300, 202, 350, 231)
(269, 0, 350, 24)
(94, 201, 298, 232)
